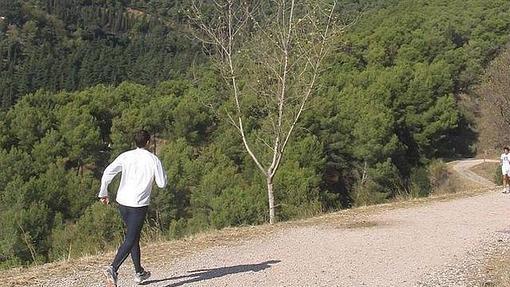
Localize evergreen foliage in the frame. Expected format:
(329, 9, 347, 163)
(0, 0, 197, 108)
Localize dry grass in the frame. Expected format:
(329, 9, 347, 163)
(446, 168, 485, 192)
(470, 162, 499, 185)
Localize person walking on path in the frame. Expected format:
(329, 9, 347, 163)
(501, 146, 510, 193)
(98, 130, 167, 286)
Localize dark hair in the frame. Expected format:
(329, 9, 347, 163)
(134, 130, 150, 148)
(505, 146, 510, 152)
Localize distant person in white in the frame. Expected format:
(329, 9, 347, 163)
(501, 146, 510, 194)
(99, 130, 167, 287)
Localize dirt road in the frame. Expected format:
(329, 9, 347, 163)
(450, 159, 499, 187)
(20, 159, 510, 286)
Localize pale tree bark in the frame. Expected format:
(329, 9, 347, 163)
(267, 176, 276, 222)
(189, 0, 342, 224)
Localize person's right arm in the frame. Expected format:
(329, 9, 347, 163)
(98, 154, 124, 201)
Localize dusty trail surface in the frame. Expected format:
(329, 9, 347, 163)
(11, 159, 510, 287)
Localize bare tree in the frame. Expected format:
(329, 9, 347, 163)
(478, 47, 510, 153)
(189, 0, 342, 224)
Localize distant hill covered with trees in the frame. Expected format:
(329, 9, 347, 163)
(0, 0, 195, 107)
(1, 0, 509, 268)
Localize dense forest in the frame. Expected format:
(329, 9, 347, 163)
(1, 0, 510, 268)
(0, 0, 194, 108)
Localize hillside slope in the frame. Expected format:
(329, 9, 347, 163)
(6, 159, 508, 287)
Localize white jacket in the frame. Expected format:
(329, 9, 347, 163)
(99, 148, 167, 207)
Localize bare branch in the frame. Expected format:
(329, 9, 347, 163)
(226, 111, 241, 130)
(256, 133, 276, 152)
(273, 1, 338, 176)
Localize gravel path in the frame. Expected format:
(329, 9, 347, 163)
(39, 159, 510, 286)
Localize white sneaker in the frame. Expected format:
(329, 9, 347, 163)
(103, 266, 118, 287)
(134, 270, 151, 284)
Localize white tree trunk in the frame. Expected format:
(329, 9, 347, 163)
(267, 176, 276, 224)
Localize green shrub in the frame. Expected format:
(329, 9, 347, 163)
(185, 213, 211, 235)
(0, 201, 51, 267)
(49, 203, 123, 260)
(428, 160, 449, 190)
(409, 167, 432, 197)
(351, 179, 388, 207)
(167, 219, 188, 240)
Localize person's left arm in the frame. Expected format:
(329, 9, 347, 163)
(154, 157, 167, 189)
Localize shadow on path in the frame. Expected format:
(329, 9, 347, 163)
(142, 260, 281, 287)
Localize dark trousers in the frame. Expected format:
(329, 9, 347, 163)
(111, 204, 148, 273)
